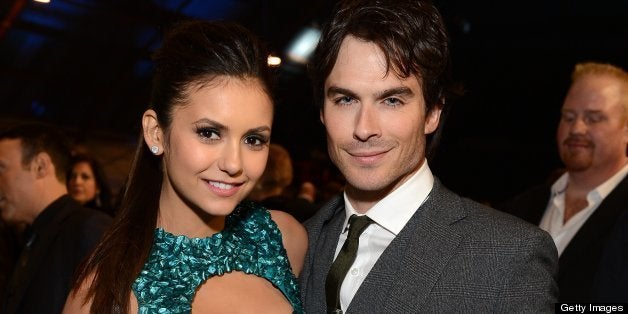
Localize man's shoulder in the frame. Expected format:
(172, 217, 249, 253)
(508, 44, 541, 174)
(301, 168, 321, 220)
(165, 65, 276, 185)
(63, 198, 111, 222)
(462, 197, 548, 239)
(303, 195, 343, 229)
(433, 183, 551, 242)
(54, 198, 112, 238)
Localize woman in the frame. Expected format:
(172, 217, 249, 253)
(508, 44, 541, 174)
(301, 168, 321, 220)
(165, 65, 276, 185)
(67, 154, 114, 216)
(64, 20, 307, 313)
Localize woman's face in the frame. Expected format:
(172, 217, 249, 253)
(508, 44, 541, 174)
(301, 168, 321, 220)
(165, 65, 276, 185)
(157, 77, 273, 227)
(68, 161, 99, 204)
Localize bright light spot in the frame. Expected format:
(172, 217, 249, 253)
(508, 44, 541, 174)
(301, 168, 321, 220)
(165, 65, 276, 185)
(34, 0, 51, 3)
(267, 55, 282, 67)
(286, 27, 321, 64)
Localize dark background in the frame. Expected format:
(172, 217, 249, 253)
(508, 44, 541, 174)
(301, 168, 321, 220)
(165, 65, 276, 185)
(1, 0, 627, 205)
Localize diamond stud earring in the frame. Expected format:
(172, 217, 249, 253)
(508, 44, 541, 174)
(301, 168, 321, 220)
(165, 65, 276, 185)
(150, 145, 159, 154)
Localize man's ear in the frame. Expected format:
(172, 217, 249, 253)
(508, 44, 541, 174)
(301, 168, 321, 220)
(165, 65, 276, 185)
(424, 106, 442, 135)
(142, 109, 164, 155)
(32, 152, 53, 179)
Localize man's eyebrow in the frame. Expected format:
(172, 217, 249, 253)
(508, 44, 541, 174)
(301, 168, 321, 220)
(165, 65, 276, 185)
(327, 86, 414, 100)
(326, 86, 359, 99)
(561, 109, 604, 114)
(375, 87, 414, 99)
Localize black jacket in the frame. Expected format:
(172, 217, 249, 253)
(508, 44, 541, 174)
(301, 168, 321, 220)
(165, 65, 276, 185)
(2, 195, 112, 314)
(504, 175, 628, 302)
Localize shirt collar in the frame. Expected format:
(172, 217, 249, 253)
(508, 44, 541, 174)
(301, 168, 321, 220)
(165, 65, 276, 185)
(342, 160, 434, 235)
(550, 172, 569, 197)
(595, 163, 628, 200)
(551, 163, 628, 202)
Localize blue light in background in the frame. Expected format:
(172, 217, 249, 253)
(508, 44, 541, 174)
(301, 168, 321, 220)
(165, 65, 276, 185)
(152, 0, 237, 20)
(45, 0, 90, 16)
(133, 60, 154, 77)
(20, 9, 69, 31)
(30, 101, 46, 117)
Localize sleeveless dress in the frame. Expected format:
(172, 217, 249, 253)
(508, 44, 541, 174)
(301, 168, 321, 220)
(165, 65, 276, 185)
(132, 202, 303, 313)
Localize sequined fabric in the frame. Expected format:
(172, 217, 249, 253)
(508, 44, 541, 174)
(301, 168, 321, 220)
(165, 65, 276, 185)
(132, 202, 303, 313)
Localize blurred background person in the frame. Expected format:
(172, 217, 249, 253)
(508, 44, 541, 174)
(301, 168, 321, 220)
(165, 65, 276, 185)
(67, 153, 115, 216)
(297, 181, 317, 204)
(504, 62, 628, 302)
(248, 143, 318, 222)
(0, 122, 112, 314)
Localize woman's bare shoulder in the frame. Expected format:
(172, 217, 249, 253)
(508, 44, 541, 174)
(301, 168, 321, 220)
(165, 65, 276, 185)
(268, 210, 308, 276)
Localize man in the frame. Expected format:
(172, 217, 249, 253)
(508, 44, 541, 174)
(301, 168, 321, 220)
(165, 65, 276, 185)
(505, 62, 628, 302)
(299, 0, 558, 312)
(0, 123, 112, 314)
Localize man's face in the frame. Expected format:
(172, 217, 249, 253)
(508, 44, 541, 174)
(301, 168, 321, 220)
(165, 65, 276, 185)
(0, 139, 37, 225)
(557, 74, 628, 173)
(320, 36, 441, 211)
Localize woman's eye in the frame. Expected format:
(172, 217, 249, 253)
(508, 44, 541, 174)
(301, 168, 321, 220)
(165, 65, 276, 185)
(197, 127, 219, 140)
(244, 135, 268, 149)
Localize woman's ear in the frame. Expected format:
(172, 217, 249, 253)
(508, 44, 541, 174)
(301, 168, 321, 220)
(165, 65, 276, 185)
(142, 109, 164, 155)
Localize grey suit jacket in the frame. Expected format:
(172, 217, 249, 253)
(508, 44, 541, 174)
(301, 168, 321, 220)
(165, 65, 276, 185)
(300, 179, 558, 313)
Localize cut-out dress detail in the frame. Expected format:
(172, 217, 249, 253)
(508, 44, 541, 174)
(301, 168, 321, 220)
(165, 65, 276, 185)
(132, 202, 303, 313)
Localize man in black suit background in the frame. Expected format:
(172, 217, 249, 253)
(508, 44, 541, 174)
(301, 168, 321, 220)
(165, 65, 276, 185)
(505, 62, 628, 302)
(0, 123, 112, 313)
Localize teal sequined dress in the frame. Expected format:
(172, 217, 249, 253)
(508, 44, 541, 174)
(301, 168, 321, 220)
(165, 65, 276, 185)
(132, 202, 303, 313)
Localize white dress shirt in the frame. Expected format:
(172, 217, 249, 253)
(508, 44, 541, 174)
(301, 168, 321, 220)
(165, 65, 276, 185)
(334, 161, 434, 312)
(539, 163, 628, 256)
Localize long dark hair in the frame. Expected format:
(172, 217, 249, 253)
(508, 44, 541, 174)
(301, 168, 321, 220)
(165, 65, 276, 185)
(72, 20, 273, 313)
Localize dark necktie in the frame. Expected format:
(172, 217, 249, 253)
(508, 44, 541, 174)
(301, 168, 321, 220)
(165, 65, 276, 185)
(325, 214, 373, 314)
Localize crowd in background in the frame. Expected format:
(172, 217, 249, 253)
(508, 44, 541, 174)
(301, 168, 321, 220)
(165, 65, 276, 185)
(0, 0, 626, 310)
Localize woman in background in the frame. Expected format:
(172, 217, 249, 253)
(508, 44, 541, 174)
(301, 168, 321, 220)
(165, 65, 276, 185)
(64, 20, 306, 313)
(67, 154, 114, 216)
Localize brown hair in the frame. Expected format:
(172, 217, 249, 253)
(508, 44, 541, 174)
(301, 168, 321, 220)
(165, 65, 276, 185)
(68, 153, 114, 216)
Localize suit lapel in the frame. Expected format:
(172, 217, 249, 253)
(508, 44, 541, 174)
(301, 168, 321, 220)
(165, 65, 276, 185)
(301, 195, 346, 312)
(348, 181, 465, 313)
